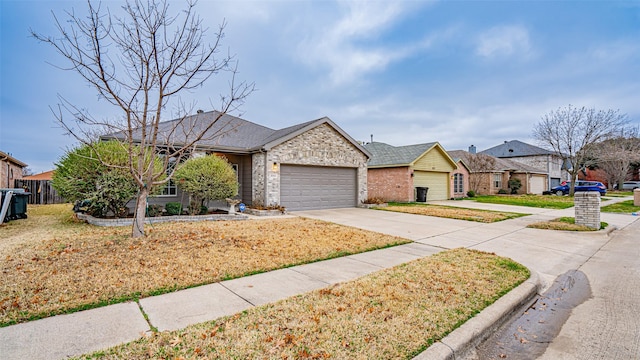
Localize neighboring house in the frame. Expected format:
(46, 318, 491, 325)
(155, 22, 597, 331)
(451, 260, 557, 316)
(480, 140, 568, 189)
(22, 170, 55, 180)
(102, 111, 370, 211)
(451, 150, 548, 195)
(446, 151, 471, 198)
(0, 151, 27, 188)
(364, 142, 457, 202)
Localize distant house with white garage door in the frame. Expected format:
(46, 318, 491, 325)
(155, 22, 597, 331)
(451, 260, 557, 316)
(364, 142, 457, 202)
(102, 111, 370, 211)
(480, 140, 568, 189)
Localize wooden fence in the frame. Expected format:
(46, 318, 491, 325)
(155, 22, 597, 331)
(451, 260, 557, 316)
(13, 180, 66, 205)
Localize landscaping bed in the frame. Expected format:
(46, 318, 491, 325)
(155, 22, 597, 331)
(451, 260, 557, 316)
(379, 202, 527, 223)
(0, 204, 409, 326)
(75, 249, 529, 360)
(527, 217, 608, 231)
(469, 194, 575, 209)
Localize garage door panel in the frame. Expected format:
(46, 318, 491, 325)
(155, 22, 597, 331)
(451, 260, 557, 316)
(529, 176, 545, 194)
(280, 165, 357, 211)
(413, 171, 448, 201)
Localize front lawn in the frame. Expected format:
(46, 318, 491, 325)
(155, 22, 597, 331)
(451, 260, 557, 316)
(380, 202, 527, 223)
(76, 249, 529, 360)
(527, 217, 608, 231)
(601, 200, 640, 213)
(469, 194, 574, 209)
(0, 205, 409, 326)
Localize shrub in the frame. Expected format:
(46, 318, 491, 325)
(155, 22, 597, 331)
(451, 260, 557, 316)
(466, 190, 476, 198)
(165, 202, 183, 216)
(498, 188, 509, 194)
(362, 197, 386, 205)
(146, 204, 163, 217)
(52, 141, 165, 218)
(200, 205, 209, 215)
(174, 155, 239, 215)
(53, 141, 136, 217)
(508, 178, 522, 194)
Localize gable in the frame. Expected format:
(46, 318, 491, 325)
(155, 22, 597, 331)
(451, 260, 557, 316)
(412, 145, 457, 172)
(270, 123, 368, 167)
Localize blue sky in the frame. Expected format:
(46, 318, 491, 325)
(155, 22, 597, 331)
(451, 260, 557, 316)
(1, 0, 639, 173)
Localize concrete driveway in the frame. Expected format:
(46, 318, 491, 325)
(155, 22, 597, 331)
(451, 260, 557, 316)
(294, 202, 639, 288)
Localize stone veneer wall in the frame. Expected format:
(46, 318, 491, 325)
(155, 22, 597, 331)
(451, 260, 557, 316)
(574, 191, 601, 229)
(252, 152, 266, 205)
(253, 123, 368, 206)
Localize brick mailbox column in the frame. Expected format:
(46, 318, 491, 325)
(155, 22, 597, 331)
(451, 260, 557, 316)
(634, 188, 640, 207)
(574, 191, 601, 230)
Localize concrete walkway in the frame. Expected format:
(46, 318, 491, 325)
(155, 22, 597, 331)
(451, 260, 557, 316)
(1, 196, 637, 359)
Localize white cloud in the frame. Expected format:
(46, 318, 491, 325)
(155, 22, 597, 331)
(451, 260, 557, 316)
(296, 1, 432, 86)
(476, 25, 532, 59)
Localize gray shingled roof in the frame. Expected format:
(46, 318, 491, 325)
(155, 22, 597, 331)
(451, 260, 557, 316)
(364, 142, 437, 167)
(481, 140, 554, 158)
(448, 149, 546, 173)
(101, 111, 369, 156)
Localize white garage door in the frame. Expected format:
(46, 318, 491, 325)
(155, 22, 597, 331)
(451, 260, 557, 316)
(280, 165, 357, 211)
(413, 171, 449, 201)
(529, 176, 545, 194)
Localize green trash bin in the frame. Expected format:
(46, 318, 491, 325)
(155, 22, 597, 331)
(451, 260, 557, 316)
(11, 192, 30, 219)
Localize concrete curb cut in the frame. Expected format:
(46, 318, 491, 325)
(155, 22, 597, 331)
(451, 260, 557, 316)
(413, 270, 542, 360)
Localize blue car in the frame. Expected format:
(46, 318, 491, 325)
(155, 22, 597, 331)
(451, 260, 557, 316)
(551, 180, 607, 196)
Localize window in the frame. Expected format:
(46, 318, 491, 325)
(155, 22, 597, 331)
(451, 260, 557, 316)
(161, 157, 178, 196)
(493, 174, 502, 189)
(453, 173, 464, 193)
(162, 179, 177, 196)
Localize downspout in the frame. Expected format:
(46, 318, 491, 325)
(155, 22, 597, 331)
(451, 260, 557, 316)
(547, 154, 551, 190)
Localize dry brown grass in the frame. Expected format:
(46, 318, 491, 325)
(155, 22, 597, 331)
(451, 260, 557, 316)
(382, 204, 527, 223)
(0, 205, 408, 326)
(526, 217, 606, 231)
(77, 249, 529, 360)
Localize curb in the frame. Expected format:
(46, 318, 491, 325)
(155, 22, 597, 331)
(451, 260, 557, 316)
(413, 270, 542, 360)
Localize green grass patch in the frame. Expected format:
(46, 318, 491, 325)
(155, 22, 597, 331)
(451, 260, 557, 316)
(527, 217, 608, 231)
(469, 194, 574, 209)
(601, 200, 640, 213)
(383, 202, 528, 223)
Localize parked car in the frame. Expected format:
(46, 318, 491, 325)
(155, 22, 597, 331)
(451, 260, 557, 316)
(622, 181, 640, 190)
(550, 181, 607, 196)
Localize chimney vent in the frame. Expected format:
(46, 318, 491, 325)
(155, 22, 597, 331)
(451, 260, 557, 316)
(469, 145, 476, 154)
(197, 109, 204, 114)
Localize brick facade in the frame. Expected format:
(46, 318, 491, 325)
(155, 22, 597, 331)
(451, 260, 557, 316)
(450, 161, 469, 198)
(368, 167, 413, 202)
(1, 154, 26, 188)
(574, 192, 601, 229)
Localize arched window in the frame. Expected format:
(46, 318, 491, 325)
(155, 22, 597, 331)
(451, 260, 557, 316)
(454, 173, 464, 194)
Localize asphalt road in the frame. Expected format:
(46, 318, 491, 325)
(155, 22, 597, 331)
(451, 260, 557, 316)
(537, 217, 640, 359)
(474, 217, 640, 359)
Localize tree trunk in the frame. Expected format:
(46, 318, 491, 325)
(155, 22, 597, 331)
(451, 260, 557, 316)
(132, 187, 149, 238)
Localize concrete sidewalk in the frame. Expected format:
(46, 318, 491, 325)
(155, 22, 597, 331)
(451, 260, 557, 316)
(1, 197, 637, 359)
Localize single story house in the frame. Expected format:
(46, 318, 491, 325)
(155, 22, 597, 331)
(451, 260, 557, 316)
(22, 170, 55, 180)
(451, 149, 548, 195)
(363, 142, 458, 202)
(0, 151, 27, 188)
(480, 140, 568, 189)
(446, 151, 470, 199)
(102, 111, 370, 211)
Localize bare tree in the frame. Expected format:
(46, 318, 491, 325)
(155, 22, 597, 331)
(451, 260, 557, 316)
(462, 153, 497, 194)
(583, 128, 640, 190)
(533, 105, 627, 195)
(32, 0, 254, 237)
